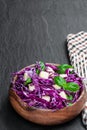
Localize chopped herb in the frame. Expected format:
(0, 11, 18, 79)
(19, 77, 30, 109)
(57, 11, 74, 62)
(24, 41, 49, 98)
(67, 95, 73, 100)
(24, 78, 32, 85)
(54, 76, 66, 87)
(40, 61, 45, 70)
(66, 82, 79, 92)
(54, 76, 80, 92)
(68, 103, 73, 106)
(36, 69, 40, 74)
(58, 64, 73, 74)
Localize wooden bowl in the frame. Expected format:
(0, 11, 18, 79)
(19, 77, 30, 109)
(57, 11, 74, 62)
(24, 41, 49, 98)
(9, 64, 87, 125)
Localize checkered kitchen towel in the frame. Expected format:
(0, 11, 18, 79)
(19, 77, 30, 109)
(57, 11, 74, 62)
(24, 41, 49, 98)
(67, 31, 87, 127)
(67, 31, 87, 65)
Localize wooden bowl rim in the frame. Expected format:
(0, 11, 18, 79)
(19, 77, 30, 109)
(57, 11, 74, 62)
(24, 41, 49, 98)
(10, 63, 86, 112)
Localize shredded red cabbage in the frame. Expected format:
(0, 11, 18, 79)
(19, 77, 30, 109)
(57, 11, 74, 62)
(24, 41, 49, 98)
(11, 62, 84, 110)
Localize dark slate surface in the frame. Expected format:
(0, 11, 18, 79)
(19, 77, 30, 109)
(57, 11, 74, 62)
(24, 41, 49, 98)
(0, 0, 86, 129)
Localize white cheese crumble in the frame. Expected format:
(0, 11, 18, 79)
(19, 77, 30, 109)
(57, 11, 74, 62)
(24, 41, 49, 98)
(53, 84, 61, 90)
(59, 91, 67, 99)
(28, 85, 35, 91)
(42, 95, 50, 102)
(59, 74, 67, 78)
(24, 72, 29, 81)
(39, 71, 49, 79)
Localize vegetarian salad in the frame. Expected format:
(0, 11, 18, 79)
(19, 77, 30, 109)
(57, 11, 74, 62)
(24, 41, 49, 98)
(11, 61, 84, 110)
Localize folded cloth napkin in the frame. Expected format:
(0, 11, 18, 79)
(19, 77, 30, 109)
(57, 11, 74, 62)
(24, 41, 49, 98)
(67, 31, 87, 128)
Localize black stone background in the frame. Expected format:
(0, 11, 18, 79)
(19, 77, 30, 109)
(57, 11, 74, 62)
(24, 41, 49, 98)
(0, 0, 87, 130)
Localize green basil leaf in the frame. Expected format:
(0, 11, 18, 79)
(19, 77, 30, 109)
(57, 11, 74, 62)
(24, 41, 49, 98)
(68, 103, 72, 106)
(66, 82, 79, 92)
(54, 76, 79, 92)
(36, 69, 40, 74)
(58, 64, 73, 74)
(67, 95, 73, 100)
(40, 61, 45, 70)
(24, 78, 32, 85)
(54, 76, 67, 87)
